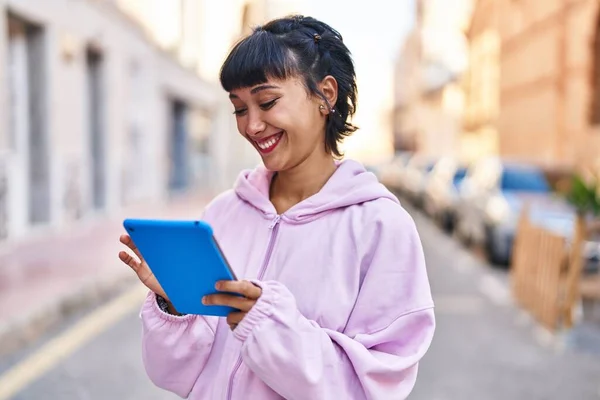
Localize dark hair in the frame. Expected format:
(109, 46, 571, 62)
(219, 15, 358, 158)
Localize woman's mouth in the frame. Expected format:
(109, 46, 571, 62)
(255, 132, 283, 154)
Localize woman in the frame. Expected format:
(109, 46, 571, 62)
(119, 15, 435, 400)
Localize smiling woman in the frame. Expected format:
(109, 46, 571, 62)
(119, 14, 435, 400)
(227, 78, 330, 171)
(221, 16, 357, 158)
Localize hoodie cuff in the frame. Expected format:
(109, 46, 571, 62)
(232, 280, 280, 342)
(142, 291, 196, 323)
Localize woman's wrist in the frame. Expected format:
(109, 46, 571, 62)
(156, 294, 185, 316)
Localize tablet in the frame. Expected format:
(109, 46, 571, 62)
(122, 218, 238, 317)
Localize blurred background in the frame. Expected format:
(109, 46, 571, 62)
(0, 0, 599, 399)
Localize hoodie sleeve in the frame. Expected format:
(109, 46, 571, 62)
(232, 205, 435, 400)
(140, 291, 219, 398)
(139, 198, 226, 398)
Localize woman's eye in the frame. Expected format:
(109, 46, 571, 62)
(233, 99, 278, 115)
(260, 99, 278, 110)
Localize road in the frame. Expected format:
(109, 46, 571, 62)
(1, 205, 600, 400)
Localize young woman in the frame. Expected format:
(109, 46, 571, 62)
(119, 15, 435, 400)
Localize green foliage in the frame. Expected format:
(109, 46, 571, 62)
(566, 174, 600, 216)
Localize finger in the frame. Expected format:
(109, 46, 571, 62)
(202, 293, 255, 311)
(119, 234, 144, 262)
(118, 250, 141, 272)
(139, 269, 157, 288)
(216, 280, 262, 300)
(227, 312, 246, 329)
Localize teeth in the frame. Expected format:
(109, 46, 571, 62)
(258, 134, 280, 150)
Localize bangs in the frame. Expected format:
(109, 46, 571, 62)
(220, 31, 298, 92)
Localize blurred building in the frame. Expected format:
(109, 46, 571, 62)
(393, 27, 421, 153)
(467, 0, 600, 169)
(0, 0, 298, 243)
(462, 0, 500, 162)
(393, 0, 473, 159)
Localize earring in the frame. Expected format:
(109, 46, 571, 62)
(319, 105, 325, 111)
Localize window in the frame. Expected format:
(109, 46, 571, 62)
(453, 167, 468, 187)
(465, 30, 500, 129)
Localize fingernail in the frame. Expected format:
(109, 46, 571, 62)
(215, 282, 221, 290)
(202, 296, 207, 304)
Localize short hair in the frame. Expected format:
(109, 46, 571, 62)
(219, 15, 358, 157)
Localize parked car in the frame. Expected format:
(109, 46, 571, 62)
(454, 158, 599, 267)
(377, 151, 413, 192)
(535, 213, 600, 274)
(422, 158, 468, 232)
(585, 230, 600, 273)
(400, 154, 437, 207)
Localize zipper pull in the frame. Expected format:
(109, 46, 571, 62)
(269, 215, 281, 229)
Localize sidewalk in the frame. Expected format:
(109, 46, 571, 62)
(0, 190, 213, 357)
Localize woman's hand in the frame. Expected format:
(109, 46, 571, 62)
(203, 280, 262, 330)
(118, 234, 168, 301)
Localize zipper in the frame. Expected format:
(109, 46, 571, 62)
(225, 358, 243, 400)
(226, 214, 282, 400)
(260, 214, 281, 276)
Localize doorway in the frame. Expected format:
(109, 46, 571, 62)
(7, 14, 50, 226)
(86, 47, 106, 210)
(169, 100, 189, 193)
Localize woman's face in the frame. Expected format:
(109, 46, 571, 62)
(228, 76, 335, 172)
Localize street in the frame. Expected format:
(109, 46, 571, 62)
(1, 205, 600, 400)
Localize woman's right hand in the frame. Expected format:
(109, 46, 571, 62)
(119, 234, 168, 300)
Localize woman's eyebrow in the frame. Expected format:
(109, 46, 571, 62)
(229, 84, 281, 99)
(250, 84, 280, 94)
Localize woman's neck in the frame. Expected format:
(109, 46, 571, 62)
(269, 154, 337, 214)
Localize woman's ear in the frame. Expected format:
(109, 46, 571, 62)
(319, 75, 338, 113)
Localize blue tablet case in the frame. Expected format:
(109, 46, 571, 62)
(122, 218, 238, 317)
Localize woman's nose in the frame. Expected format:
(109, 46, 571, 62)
(245, 110, 266, 136)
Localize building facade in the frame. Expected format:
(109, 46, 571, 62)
(467, 0, 600, 169)
(393, 0, 473, 160)
(462, 0, 501, 162)
(0, 0, 294, 243)
(393, 28, 422, 153)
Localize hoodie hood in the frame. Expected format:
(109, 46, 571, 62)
(234, 159, 399, 223)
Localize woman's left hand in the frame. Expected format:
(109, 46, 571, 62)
(202, 280, 262, 330)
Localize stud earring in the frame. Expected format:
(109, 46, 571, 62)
(319, 105, 325, 111)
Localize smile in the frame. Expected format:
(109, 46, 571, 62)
(255, 132, 283, 154)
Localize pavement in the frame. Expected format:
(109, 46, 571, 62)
(0, 190, 213, 357)
(0, 199, 599, 399)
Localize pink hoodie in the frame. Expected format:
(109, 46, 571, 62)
(140, 159, 435, 399)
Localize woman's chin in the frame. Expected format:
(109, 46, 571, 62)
(260, 149, 294, 172)
(261, 156, 286, 172)
(257, 144, 287, 171)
